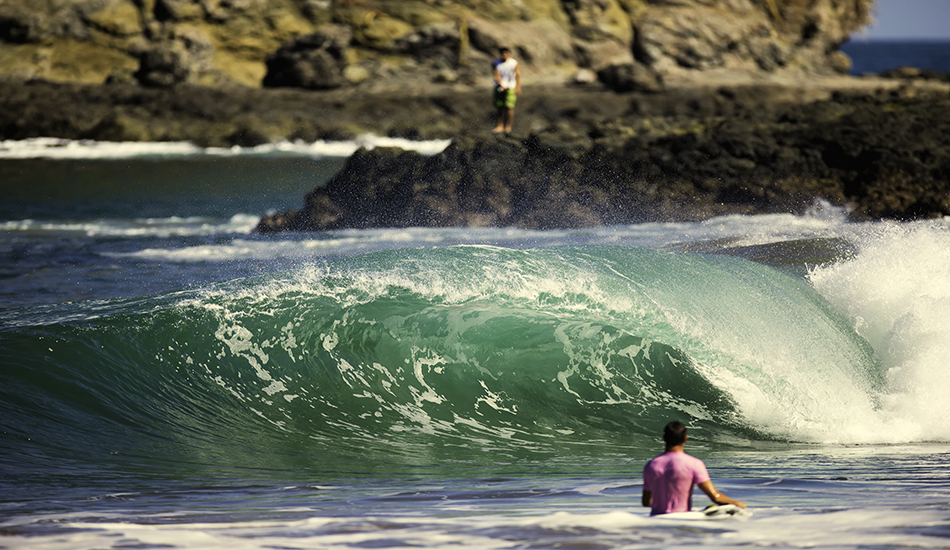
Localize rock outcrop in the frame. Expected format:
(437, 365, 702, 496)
(262, 25, 352, 89)
(0, 0, 873, 90)
(5, 0, 947, 229)
(256, 88, 950, 232)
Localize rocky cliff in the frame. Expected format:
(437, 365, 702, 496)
(9, 0, 947, 228)
(1, 0, 872, 91)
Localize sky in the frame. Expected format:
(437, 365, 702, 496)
(858, 0, 950, 39)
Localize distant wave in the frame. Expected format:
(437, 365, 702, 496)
(0, 214, 260, 237)
(98, 203, 855, 263)
(0, 135, 451, 160)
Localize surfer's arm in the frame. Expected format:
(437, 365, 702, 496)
(641, 489, 652, 507)
(697, 480, 746, 508)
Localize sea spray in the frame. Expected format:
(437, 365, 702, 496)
(809, 222, 950, 441)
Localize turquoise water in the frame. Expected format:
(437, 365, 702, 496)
(2, 148, 950, 549)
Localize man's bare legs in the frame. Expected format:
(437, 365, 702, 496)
(492, 108, 514, 134)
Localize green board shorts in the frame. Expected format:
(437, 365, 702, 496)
(493, 86, 517, 109)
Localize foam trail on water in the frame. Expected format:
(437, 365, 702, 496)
(0, 135, 450, 159)
(1, 214, 260, 237)
(809, 222, 950, 442)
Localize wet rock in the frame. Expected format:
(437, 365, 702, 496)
(256, 89, 950, 232)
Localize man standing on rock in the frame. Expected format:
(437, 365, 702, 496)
(492, 47, 522, 135)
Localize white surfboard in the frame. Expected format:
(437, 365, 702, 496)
(658, 504, 751, 520)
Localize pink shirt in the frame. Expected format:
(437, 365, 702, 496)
(643, 451, 710, 515)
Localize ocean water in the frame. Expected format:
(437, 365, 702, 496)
(2, 139, 950, 550)
(842, 39, 950, 74)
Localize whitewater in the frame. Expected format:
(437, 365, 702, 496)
(1, 140, 949, 549)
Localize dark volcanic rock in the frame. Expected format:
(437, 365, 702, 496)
(797, 92, 950, 220)
(0, 79, 487, 145)
(257, 136, 613, 232)
(2, 75, 947, 229)
(257, 90, 950, 232)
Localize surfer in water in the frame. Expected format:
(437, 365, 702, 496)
(642, 421, 747, 515)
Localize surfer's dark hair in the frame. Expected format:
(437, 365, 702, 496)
(663, 421, 688, 446)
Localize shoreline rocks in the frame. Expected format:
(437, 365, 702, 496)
(255, 85, 950, 231)
(2, 68, 948, 229)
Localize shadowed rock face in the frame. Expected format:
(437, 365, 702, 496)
(0, 0, 872, 89)
(256, 89, 950, 232)
(262, 26, 352, 90)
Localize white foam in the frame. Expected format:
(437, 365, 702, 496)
(1, 214, 260, 238)
(2, 505, 948, 550)
(0, 135, 451, 159)
(0, 138, 203, 159)
(104, 207, 861, 265)
(678, 199, 853, 248)
(809, 221, 950, 442)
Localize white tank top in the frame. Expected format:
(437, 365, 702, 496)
(494, 58, 518, 89)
